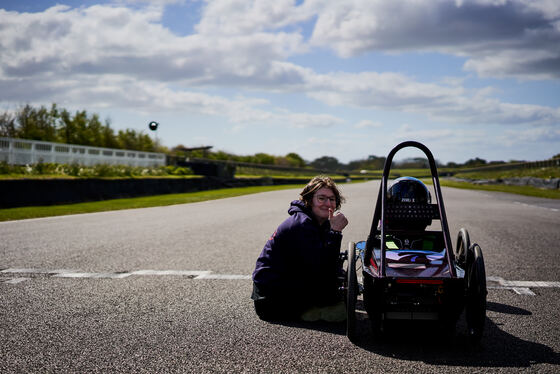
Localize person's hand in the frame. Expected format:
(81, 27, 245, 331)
(329, 208, 348, 232)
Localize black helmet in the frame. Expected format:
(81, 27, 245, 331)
(387, 176, 431, 204)
(386, 177, 432, 230)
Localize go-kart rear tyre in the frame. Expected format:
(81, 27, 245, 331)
(465, 243, 487, 343)
(455, 228, 470, 268)
(346, 242, 358, 341)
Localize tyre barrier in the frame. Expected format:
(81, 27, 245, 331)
(0, 177, 352, 208)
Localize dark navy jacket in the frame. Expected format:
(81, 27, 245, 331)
(252, 200, 342, 305)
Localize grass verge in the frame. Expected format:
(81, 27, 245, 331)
(438, 179, 560, 199)
(0, 184, 302, 222)
(453, 166, 560, 180)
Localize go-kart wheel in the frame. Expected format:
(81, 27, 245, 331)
(454, 228, 470, 268)
(346, 242, 358, 341)
(363, 276, 383, 339)
(465, 243, 487, 343)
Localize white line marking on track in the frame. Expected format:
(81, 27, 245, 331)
(512, 287, 537, 296)
(129, 270, 210, 277)
(1, 268, 250, 282)
(1, 268, 74, 275)
(513, 201, 559, 212)
(1, 268, 49, 274)
(487, 285, 537, 295)
(196, 274, 251, 280)
(54, 272, 132, 279)
(500, 280, 560, 288)
(1, 270, 557, 295)
(3, 277, 31, 284)
(487, 276, 560, 295)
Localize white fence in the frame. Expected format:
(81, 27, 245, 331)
(0, 137, 166, 167)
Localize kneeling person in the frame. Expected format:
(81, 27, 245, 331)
(251, 176, 348, 321)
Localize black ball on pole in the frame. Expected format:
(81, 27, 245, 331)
(148, 121, 159, 131)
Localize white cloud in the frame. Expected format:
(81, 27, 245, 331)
(124, 0, 183, 4)
(355, 120, 383, 129)
(501, 125, 560, 146)
(298, 136, 358, 161)
(281, 112, 345, 128)
(0, 0, 558, 144)
(0, 4, 307, 88)
(305, 71, 560, 126)
(196, 0, 315, 35)
(306, 71, 465, 108)
(309, 0, 560, 80)
(394, 124, 460, 141)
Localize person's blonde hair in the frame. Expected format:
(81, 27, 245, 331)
(299, 175, 345, 211)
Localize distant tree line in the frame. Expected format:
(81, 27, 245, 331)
(0, 104, 157, 152)
(2, 104, 551, 171)
(173, 146, 307, 168)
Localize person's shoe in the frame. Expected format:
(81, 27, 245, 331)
(319, 301, 346, 322)
(301, 302, 347, 322)
(300, 306, 322, 322)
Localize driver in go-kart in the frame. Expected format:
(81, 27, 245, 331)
(385, 177, 436, 251)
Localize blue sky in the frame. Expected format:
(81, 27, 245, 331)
(1, 0, 559, 164)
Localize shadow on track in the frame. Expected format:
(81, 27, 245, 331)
(267, 319, 346, 336)
(486, 301, 532, 315)
(265, 301, 558, 369)
(349, 301, 559, 369)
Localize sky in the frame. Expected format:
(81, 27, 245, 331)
(1, 0, 559, 164)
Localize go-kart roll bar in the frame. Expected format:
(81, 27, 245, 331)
(365, 141, 457, 277)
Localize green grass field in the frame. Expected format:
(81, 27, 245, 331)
(437, 179, 560, 199)
(453, 166, 560, 180)
(388, 166, 560, 199)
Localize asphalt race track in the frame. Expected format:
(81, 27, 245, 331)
(1, 181, 559, 373)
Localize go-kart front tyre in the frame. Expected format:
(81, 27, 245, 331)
(346, 242, 358, 341)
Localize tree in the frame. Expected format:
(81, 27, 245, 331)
(57, 109, 76, 144)
(15, 104, 58, 142)
(86, 114, 103, 147)
(311, 156, 341, 171)
(346, 155, 386, 171)
(138, 132, 155, 152)
(394, 157, 429, 169)
(464, 157, 487, 167)
(2, 103, 162, 152)
(213, 150, 234, 161)
(285, 152, 305, 167)
(253, 153, 275, 165)
(72, 110, 90, 145)
(101, 119, 119, 149)
(0, 111, 16, 137)
(117, 129, 152, 151)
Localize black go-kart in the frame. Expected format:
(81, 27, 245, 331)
(344, 141, 487, 343)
